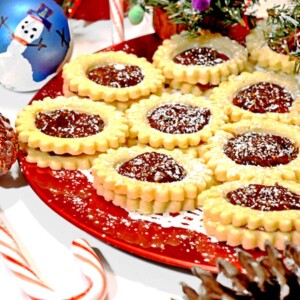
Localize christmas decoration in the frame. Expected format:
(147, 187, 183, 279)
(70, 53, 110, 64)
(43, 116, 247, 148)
(192, 0, 211, 12)
(127, 0, 259, 37)
(109, 0, 124, 44)
(128, 0, 299, 73)
(128, 4, 145, 25)
(265, 0, 300, 73)
(0, 0, 72, 91)
(181, 241, 300, 300)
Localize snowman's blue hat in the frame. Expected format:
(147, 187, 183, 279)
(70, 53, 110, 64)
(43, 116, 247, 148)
(27, 3, 53, 31)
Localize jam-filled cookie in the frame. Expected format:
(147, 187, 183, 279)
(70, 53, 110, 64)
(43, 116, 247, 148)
(200, 178, 300, 250)
(202, 120, 300, 182)
(62, 51, 165, 102)
(124, 138, 202, 159)
(209, 71, 300, 124)
(204, 218, 300, 251)
(167, 79, 216, 97)
(15, 96, 129, 156)
(246, 20, 298, 74)
(125, 93, 228, 150)
(92, 146, 214, 214)
(153, 33, 248, 85)
(62, 80, 147, 112)
(23, 146, 98, 170)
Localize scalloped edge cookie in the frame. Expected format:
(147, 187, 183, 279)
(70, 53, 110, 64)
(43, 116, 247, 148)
(209, 71, 300, 124)
(124, 138, 202, 158)
(15, 96, 129, 155)
(62, 51, 165, 102)
(166, 79, 216, 97)
(246, 20, 297, 74)
(62, 80, 149, 112)
(125, 93, 228, 150)
(153, 32, 248, 85)
(92, 146, 214, 214)
(96, 186, 199, 215)
(199, 178, 300, 233)
(204, 219, 300, 251)
(201, 119, 300, 182)
(23, 146, 98, 170)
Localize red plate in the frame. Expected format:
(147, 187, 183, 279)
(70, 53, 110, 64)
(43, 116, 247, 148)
(19, 33, 263, 272)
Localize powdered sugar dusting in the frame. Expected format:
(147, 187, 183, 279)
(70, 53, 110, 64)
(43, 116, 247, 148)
(80, 169, 215, 239)
(129, 208, 209, 235)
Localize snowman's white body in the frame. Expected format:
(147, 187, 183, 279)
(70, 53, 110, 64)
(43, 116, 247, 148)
(0, 15, 47, 91)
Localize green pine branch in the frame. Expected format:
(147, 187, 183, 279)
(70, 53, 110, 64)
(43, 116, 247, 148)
(266, 0, 300, 73)
(128, 0, 259, 36)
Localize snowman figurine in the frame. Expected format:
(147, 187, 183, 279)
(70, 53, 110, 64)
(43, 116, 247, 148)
(0, 2, 71, 91)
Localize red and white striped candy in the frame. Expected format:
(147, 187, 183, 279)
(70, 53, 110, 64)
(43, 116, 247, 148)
(0, 224, 106, 300)
(109, 0, 124, 44)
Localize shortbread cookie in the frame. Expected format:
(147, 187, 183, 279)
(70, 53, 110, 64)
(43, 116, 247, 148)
(92, 146, 214, 214)
(200, 179, 300, 232)
(202, 120, 300, 182)
(124, 138, 201, 158)
(167, 79, 216, 97)
(210, 71, 300, 124)
(126, 93, 228, 150)
(246, 20, 298, 74)
(62, 51, 165, 102)
(153, 33, 248, 85)
(15, 96, 128, 155)
(62, 80, 148, 112)
(24, 146, 98, 170)
(204, 219, 300, 251)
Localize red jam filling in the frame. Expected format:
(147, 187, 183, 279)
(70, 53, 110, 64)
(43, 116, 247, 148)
(227, 183, 300, 211)
(117, 152, 186, 183)
(147, 103, 211, 134)
(233, 82, 294, 113)
(173, 47, 229, 66)
(35, 109, 105, 138)
(87, 63, 144, 88)
(223, 132, 298, 167)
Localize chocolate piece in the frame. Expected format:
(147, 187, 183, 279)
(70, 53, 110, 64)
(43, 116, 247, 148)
(223, 132, 298, 167)
(147, 103, 211, 134)
(173, 47, 229, 66)
(35, 109, 105, 138)
(117, 152, 186, 183)
(87, 63, 144, 88)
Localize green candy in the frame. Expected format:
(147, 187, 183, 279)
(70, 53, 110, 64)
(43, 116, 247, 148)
(128, 5, 145, 25)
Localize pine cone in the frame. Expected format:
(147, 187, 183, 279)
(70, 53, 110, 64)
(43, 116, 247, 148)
(182, 241, 300, 300)
(0, 113, 18, 176)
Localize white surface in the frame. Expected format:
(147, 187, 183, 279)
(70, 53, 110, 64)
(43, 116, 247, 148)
(0, 16, 198, 300)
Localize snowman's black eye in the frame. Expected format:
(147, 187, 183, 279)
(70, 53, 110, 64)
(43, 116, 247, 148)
(30, 34, 34, 39)
(33, 28, 37, 31)
(24, 30, 28, 34)
(25, 21, 28, 24)
(21, 26, 24, 29)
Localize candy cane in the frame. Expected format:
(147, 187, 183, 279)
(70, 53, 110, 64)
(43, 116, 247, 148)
(71, 239, 107, 300)
(0, 224, 56, 299)
(109, 0, 124, 44)
(0, 224, 106, 300)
